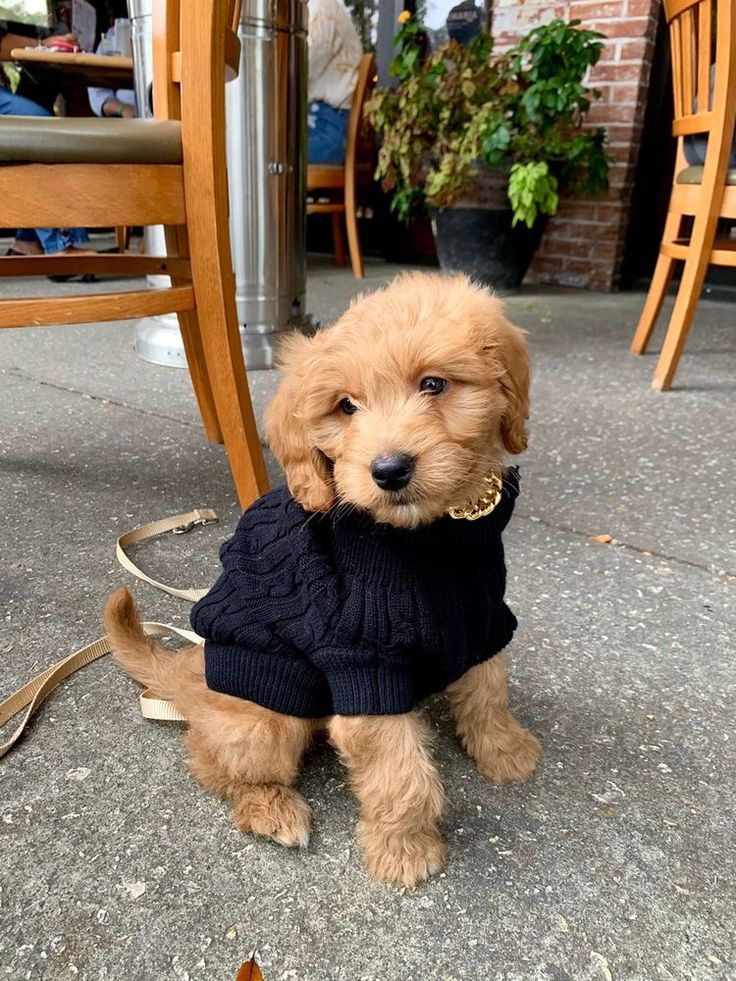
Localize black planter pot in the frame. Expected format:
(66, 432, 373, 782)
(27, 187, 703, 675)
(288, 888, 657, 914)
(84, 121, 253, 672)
(432, 207, 547, 293)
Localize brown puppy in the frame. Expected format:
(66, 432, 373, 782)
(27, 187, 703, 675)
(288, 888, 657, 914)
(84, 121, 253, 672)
(105, 271, 539, 887)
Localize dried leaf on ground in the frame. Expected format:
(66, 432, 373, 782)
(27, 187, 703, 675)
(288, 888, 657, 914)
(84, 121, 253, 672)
(589, 534, 613, 544)
(236, 956, 264, 981)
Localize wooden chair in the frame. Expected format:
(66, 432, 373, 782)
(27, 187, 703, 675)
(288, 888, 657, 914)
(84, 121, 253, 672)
(630, 0, 736, 390)
(307, 53, 376, 279)
(0, 0, 269, 508)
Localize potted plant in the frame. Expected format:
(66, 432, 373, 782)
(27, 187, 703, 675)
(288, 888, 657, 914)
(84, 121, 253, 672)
(365, 16, 610, 291)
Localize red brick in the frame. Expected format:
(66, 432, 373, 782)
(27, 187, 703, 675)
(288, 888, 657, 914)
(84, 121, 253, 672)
(601, 82, 643, 103)
(591, 61, 646, 82)
(588, 102, 641, 124)
(598, 41, 621, 63)
(565, 257, 609, 275)
(607, 143, 637, 163)
(529, 258, 566, 277)
(570, 0, 625, 20)
(555, 201, 598, 220)
(586, 16, 651, 37)
(594, 203, 626, 222)
(626, 0, 658, 14)
(618, 38, 652, 61)
(547, 238, 595, 258)
(581, 224, 620, 243)
(605, 122, 643, 143)
(547, 222, 597, 240)
(588, 240, 622, 260)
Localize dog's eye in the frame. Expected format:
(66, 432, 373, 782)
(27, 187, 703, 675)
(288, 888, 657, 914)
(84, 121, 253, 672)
(419, 376, 448, 395)
(339, 397, 358, 416)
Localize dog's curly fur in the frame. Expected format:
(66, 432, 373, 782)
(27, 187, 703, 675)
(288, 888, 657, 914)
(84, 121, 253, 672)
(105, 272, 540, 887)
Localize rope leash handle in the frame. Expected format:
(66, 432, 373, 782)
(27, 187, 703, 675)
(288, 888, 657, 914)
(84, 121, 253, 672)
(1, 509, 218, 758)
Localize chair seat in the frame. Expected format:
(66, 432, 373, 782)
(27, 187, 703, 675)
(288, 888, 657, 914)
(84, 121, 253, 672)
(0, 117, 182, 165)
(676, 164, 736, 185)
(307, 164, 345, 190)
(307, 161, 375, 191)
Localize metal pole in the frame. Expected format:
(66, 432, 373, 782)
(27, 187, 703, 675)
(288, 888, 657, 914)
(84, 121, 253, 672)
(131, 0, 310, 372)
(226, 0, 309, 370)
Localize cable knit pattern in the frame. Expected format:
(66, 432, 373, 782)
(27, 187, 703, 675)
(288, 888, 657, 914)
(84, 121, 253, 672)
(191, 470, 521, 717)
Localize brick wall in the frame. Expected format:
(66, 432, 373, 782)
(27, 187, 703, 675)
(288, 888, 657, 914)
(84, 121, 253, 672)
(492, 0, 661, 290)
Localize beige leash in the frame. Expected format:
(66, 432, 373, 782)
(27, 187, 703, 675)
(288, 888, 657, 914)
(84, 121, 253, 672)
(116, 507, 218, 602)
(1, 508, 219, 759)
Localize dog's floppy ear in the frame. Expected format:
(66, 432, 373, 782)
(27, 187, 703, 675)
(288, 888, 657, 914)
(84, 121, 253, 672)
(264, 332, 335, 512)
(497, 320, 530, 455)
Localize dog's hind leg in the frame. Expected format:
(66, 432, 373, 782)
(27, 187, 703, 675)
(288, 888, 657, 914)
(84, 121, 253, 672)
(447, 652, 540, 784)
(328, 712, 447, 887)
(182, 683, 313, 848)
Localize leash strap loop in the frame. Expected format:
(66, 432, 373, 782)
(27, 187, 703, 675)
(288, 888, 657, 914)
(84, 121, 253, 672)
(115, 508, 218, 602)
(1, 509, 219, 757)
(0, 622, 200, 760)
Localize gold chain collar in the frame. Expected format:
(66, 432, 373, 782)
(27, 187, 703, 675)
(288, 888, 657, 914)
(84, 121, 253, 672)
(448, 473, 504, 522)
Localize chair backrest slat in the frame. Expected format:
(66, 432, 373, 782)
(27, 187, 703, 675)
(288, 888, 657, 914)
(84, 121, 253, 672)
(696, 0, 712, 110)
(669, 15, 684, 118)
(152, 0, 181, 121)
(665, 0, 712, 136)
(665, 0, 735, 138)
(680, 7, 694, 113)
(345, 54, 377, 177)
(667, 0, 701, 16)
(151, 0, 242, 122)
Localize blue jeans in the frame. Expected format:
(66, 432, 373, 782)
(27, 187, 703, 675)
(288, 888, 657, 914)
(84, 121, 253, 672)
(307, 100, 349, 165)
(684, 134, 736, 168)
(0, 87, 90, 253)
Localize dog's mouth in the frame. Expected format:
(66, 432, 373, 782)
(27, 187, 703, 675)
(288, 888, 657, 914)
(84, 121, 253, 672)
(388, 491, 413, 506)
(368, 487, 434, 529)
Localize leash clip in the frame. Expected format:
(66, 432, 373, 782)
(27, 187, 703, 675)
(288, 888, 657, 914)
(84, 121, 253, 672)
(171, 508, 219, 535)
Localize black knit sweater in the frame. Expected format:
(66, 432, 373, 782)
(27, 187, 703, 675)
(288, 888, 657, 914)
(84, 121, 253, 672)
(191, 470, 520, 718)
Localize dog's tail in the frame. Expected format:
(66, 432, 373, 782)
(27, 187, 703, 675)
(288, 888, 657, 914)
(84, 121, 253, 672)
(104, 587, 176, 699)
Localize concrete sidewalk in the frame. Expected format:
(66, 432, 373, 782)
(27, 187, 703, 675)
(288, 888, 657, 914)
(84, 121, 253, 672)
(1, 258, 734, 981)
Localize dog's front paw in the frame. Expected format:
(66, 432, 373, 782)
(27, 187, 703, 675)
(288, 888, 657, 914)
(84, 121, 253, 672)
(473, 718, 540, 785)
(232, 784, 312, 849)
(358, 821, 447, 887)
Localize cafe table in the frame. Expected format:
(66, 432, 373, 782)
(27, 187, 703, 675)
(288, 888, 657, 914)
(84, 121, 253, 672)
(10, 49, 134, 115)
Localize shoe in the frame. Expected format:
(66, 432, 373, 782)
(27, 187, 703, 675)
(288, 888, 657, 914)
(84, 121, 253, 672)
(47, 273, 97, 283)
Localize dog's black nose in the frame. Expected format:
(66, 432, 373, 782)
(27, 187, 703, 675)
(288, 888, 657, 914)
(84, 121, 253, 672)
(371, 453, 415, 491)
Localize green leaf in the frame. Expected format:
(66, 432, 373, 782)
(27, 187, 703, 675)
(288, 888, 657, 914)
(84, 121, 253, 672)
(368, 17, 609, 219)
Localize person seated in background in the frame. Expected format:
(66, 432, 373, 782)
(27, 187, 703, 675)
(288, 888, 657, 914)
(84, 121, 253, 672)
(683, 66, 736, 169)
(88, 85, 134, 118)
(307, 0, 362, 165)
(88, 23, 136, 119)
(1, 10, 93, 263)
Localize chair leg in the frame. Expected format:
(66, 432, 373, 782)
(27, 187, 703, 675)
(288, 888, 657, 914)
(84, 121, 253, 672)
(177, 308, 224, 443)
(331, 211, 347, 267)
(631, 211, 682, 355)
(165, 226, 222, 443)
(178, 0, 268, 508)
(184, 217, 269, 508)
(652, 225, 714, 391)
(344, 179, 364, 279)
